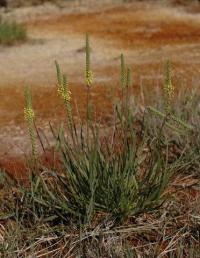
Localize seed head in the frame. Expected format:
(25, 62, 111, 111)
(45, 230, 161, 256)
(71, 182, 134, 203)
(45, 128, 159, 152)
(85, 33, 93, 87)
(58, 74, 71, 102)
(85, 70, 93, 87)
(24, 107, 35, 122)
(24, 87, 35, 122)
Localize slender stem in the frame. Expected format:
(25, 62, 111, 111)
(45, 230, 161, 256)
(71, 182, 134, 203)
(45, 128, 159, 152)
(86, 85, 91, 147)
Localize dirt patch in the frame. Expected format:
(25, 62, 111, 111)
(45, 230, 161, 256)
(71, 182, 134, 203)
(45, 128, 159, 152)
(29, 4, 200, 48)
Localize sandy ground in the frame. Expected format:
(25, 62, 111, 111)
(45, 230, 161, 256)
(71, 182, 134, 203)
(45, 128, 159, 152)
(0, 0, 200, 164)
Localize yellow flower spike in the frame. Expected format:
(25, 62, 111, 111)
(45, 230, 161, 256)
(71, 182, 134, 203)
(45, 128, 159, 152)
(56, 62, 72, 102)
(59, 74, 71, 102)
(57, 86, 71, 102)
(24, 86, 36, 160)
(85, 33, 93, 87)
(24, 107, 35, 122)
(61, 88, 72, 102)
(85, 70, 93, 87)
(55, 61, 74, 136)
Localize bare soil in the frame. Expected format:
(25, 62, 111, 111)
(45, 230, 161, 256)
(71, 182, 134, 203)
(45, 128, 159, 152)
(0, 1, 200, 176)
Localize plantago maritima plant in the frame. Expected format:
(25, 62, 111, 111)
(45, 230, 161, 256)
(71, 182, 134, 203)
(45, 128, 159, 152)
(17, 40, 175, 226)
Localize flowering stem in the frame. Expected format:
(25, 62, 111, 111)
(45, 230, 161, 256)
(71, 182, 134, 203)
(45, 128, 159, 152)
(24, 86, 37, 163)
(85, 34, 93, 147)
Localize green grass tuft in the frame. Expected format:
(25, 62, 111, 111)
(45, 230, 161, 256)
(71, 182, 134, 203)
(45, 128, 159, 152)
(0, 20, 27, 46)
